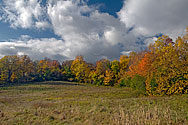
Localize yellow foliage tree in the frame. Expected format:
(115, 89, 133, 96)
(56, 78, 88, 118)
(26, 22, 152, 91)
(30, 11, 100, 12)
(111, 60, 120, 84)
(104, 70, 114, 86)
(10, 72, 18, 83)
(119, 55, 130, 71)
(146, 33, 188, 95)
(71, 56, 90, 83)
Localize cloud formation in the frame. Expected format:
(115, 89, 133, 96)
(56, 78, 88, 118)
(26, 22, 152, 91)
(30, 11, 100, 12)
(0, 38, 67, 61)
(118, 0, 188, 38)
(0, 0, 49, 29)
(0, 0, 188, 62)
(47, 0, 138, 61)
(0, 0, 139, 62)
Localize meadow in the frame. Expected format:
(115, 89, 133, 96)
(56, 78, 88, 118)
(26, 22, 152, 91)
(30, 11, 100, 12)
(0, 81, 188, 125)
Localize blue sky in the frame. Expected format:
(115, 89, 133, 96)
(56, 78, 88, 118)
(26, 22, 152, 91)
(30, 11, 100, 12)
(0, 0, 124, 41)
(87, 0, 124, 17)
(0, 22, 57, 41)
(0, 0, 188, 62)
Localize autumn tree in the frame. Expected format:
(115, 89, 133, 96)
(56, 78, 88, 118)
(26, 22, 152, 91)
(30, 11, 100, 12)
(110, 60, 120, 84)
(0, 57, 9, 83)
(10, 72, 18, 83)
(104, 70, 115, 86)
(128, 52, 153, 77)
(91, 59, 111, 85)
(62, 60, 74, 81)
(96, 59, 111, 75)
(146, 34, 188, 95)
(37, 59, 50, 81)
(119, 55, 130, 72)
(71, 56, 90, 83)
(0, 55, 21, 83)
(19, 55, 36, 82)
(49, 60, 62, 80)
(127, 51, 146, 76)
(117, 55, 130, 85)
(37, 58, 62, 81)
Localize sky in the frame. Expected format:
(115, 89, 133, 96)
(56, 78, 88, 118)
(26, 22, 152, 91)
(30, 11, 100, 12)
(0, 0, 188, 62)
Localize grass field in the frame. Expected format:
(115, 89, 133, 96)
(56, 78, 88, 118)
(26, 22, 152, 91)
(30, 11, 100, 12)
(0, 81, 188, 125)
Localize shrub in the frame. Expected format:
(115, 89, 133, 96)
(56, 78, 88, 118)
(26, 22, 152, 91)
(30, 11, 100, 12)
(130, 74, 146, 92)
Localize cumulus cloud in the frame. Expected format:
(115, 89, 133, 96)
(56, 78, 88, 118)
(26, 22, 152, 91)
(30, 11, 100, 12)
(0, 0, 154, 62)
(1, 0, 187, 62)
(0, 0, 49, 29)
(47, 0, 139, 61)
(118, 0, 188, 38)
(0, 37, 68, 61)
(1, 0, 138, 62)
(35, 21, 50, 29)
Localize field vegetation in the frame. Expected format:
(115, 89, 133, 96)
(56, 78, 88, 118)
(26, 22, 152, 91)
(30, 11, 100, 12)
(0, 81, 188, 124)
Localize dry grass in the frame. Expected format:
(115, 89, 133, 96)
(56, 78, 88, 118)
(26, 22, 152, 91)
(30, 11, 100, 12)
(0, 81, 188, 124)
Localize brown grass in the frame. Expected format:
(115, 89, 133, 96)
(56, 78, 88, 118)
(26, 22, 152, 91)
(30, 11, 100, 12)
(0, 81, 188, 124)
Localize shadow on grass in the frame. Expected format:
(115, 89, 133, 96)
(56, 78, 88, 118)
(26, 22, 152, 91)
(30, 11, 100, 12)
(38, 81, 86, 86)
(0, 81, 85, 88)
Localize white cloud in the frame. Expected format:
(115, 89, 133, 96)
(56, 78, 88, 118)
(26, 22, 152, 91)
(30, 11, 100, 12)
(35, 21, 50, 29)
(0, 38, 68, 61)
(118, 0, 188, 38)
(0, 0, 138, 62)
(0, 0, 148, 62)
(19, 35, 32, 41)
(0, 0, 49, 29)
(1, 0, 187, 62)
(47, 0, 139, 61)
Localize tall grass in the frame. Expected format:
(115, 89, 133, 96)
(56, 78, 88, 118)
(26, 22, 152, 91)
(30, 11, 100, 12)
(0, 81, 187, 124)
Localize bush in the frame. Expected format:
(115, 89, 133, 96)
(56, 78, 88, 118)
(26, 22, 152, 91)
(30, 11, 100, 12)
(119, 77, 131, 87)
(130, 74, 146, 92)
(119, 79, 126, 87)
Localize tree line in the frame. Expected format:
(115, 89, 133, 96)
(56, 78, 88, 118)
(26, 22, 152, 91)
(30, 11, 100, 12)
(0, 28, 188, 95)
